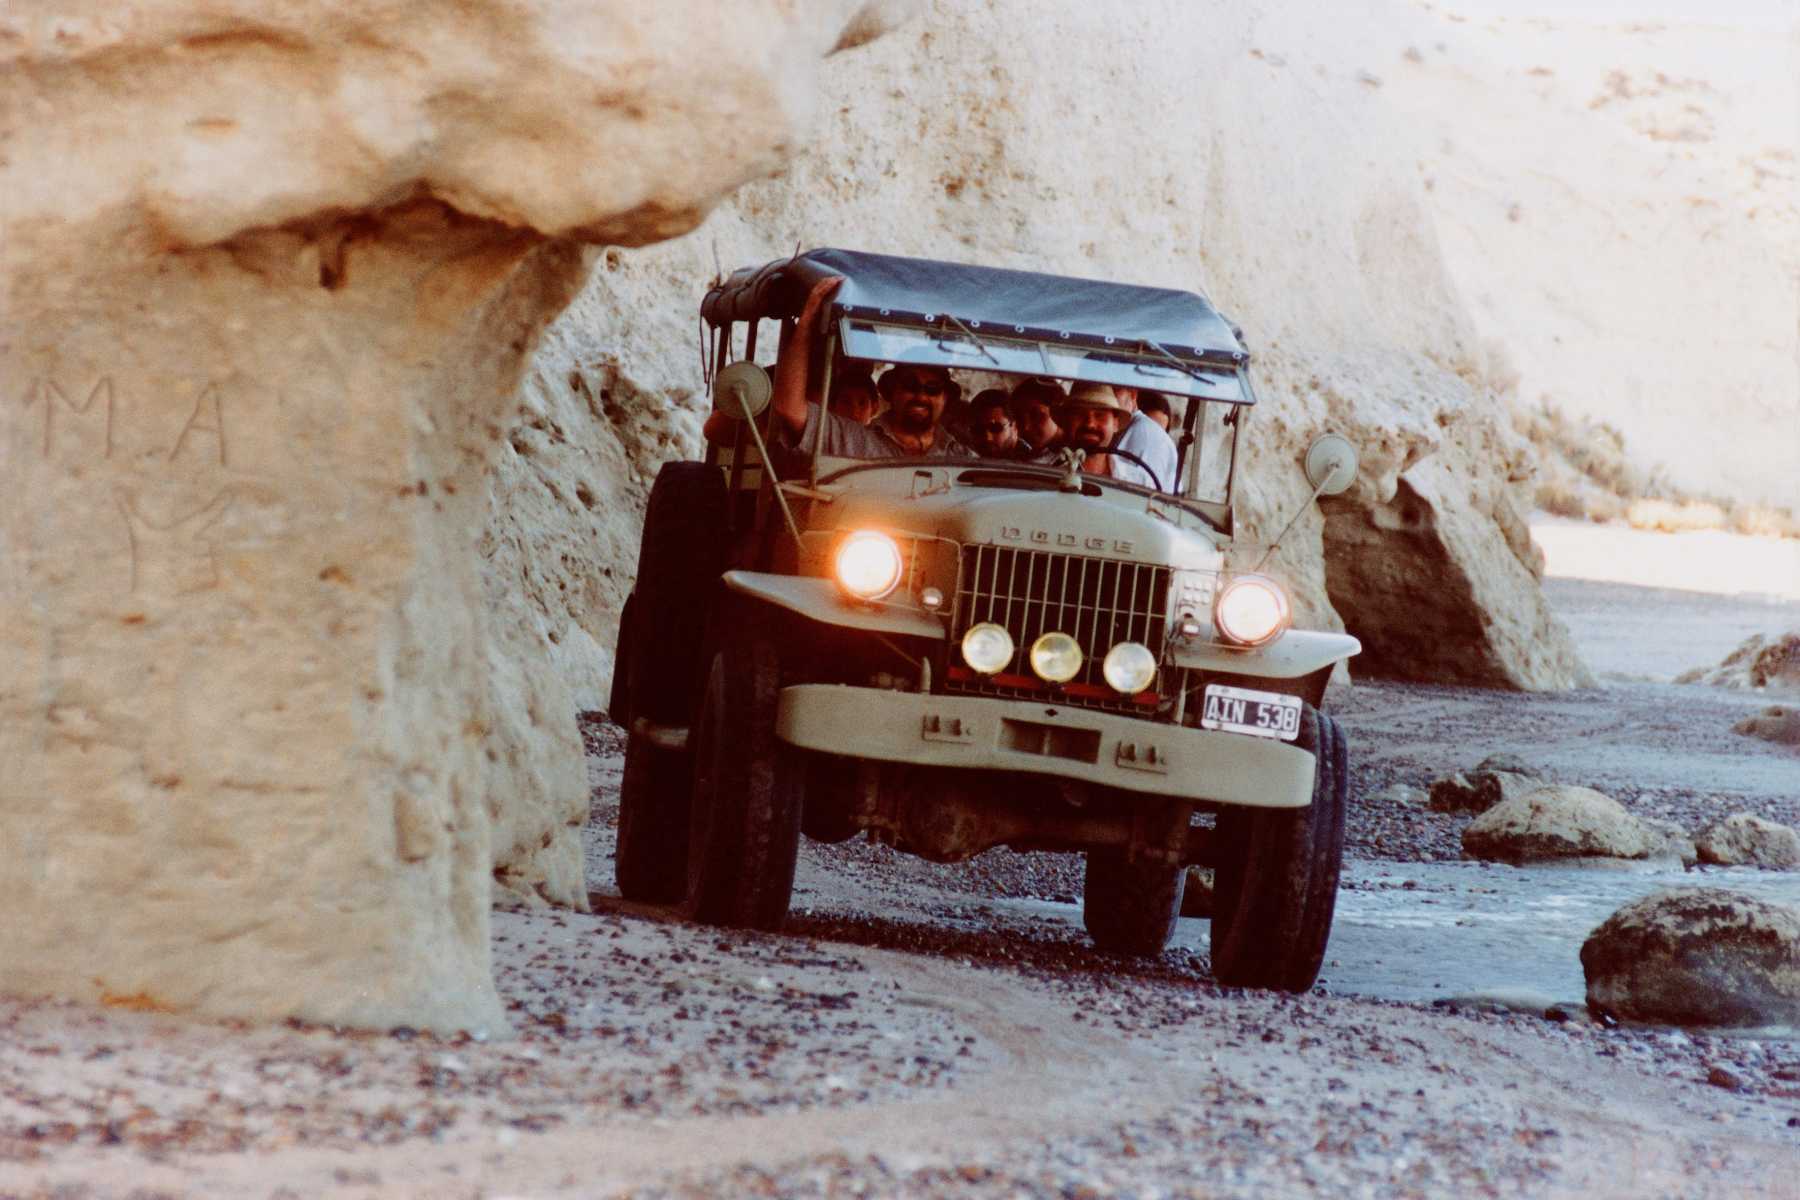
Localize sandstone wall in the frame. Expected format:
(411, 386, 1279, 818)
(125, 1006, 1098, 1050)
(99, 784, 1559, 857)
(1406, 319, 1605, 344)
(0, 0, 907, 1030)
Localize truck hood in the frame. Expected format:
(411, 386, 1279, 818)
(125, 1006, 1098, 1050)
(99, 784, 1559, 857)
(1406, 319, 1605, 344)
(813, 467, 1226, 573)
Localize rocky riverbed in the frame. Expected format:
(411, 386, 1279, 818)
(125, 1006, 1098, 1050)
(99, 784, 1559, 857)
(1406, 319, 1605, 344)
(4, 537, 1798, 1197)
(3, 821, 1798, 1199)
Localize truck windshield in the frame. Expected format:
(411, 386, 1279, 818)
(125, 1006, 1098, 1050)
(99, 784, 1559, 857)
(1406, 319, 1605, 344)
(816, 359, 1238, 510)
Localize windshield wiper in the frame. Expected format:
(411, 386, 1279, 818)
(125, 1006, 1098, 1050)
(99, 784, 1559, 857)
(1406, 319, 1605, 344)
(940, 313, 1000, 367)
(1141, 339, 1224, 386)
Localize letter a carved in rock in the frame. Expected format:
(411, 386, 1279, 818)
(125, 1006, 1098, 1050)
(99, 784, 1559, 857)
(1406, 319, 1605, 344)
(169, 384, 227, 467)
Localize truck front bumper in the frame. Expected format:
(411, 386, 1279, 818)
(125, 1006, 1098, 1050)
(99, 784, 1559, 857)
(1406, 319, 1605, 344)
(776, 685, 1315, 808)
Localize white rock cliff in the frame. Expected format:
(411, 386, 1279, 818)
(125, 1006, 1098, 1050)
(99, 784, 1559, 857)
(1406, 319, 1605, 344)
(0, 0, 910, 1030)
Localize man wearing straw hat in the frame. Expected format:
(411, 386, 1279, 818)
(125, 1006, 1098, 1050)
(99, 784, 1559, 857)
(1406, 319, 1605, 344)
(1058, 382, 1165, 489)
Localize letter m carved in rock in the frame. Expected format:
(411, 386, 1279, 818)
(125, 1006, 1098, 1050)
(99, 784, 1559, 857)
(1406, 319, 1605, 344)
(23, 377, 114, 458)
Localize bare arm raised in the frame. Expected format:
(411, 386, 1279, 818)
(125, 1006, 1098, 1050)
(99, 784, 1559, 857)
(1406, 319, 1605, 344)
(703, 275, 842, 446)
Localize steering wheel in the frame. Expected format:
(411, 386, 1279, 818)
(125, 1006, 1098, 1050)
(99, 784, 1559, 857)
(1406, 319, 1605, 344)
(1102, 441, 1165, 493)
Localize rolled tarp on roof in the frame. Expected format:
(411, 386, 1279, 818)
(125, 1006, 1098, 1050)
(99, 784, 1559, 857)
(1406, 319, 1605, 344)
(701, 247, 1245, 362)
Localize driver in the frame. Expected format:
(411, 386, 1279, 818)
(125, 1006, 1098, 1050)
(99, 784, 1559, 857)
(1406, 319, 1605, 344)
(1059, 382, 1160, 488)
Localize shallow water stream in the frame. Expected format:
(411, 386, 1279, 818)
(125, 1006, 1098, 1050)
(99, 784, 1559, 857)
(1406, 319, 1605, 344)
(996, 857, 1800, 1033)
(1178, 860, 1800, 1032)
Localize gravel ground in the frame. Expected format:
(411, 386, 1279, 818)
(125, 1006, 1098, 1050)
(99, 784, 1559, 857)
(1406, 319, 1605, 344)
(7, 780, 1799, 1199)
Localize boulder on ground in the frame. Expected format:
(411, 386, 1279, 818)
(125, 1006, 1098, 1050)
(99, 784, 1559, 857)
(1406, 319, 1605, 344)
(1461, 785, 1652, 864)
(1473, 753, 1536, 776)
(1695, 813, 1800, 870)
(1429, 761, 1543, 814)
(1369, 783, 1429, 809)
(1180, 867, 1215, 919)
(1639, 817, 1698, 868)
(1581, 888, 1800, 1028)
(1732, 706, 1800, 747)
(1674, 632, 1800, 692)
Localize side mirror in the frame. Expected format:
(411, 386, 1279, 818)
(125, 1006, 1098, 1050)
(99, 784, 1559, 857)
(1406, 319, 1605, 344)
(1303, 433, 1359, 497)
(1252, 432, 1363, 572)
(711, 360, 772, 421)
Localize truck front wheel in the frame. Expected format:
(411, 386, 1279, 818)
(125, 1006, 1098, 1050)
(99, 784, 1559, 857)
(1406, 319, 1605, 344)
(1209, 707, 1348, 992)
(1082, 848, 1187, 957)
(681, 630, 803, 930)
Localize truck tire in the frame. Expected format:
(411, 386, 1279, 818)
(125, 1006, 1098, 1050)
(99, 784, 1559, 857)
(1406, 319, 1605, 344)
(614, 732, 691, 903)
(1209, 706, 1348, 992)
(627, 462, 729, 725)
(681, 629, 803, 930)
(609, 462, 726, 903)
(1082, 848, 1187, 956)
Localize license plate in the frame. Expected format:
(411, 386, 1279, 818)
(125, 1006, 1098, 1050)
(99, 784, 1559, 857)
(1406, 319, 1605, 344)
(1200, 685, 1302, 741)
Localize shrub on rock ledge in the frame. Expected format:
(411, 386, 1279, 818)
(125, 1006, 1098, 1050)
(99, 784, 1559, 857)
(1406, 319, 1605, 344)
(1581, 888, 1800, 1028)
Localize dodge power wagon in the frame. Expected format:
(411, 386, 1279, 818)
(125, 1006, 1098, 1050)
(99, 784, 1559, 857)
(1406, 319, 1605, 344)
(607, 248, 1361, 991)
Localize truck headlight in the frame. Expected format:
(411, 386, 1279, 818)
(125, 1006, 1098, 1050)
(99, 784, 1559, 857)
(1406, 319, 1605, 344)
(960, 622, 1014, 675)
(1102, 642, 1157, 694)
(834, 530, 903, 601)
(1029, 632, 1083, 683)
(1215, 575, 1290, 646)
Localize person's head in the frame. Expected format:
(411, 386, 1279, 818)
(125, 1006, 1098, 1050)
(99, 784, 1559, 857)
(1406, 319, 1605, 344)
(828, 370, 879, 425)
(1137, 390, 1173, 432)
(1059, 382, 1127, 454)
(877, 364, 957, 434)
(1009, 377, 1065, 450)
(1112, 386, 1139, 413)
(967, 389, 1018, 457)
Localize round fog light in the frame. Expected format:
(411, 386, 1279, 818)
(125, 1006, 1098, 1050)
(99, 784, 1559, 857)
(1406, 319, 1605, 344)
(960, 622, 1014, 675)
(920, 586, 945, 611)
(1029, 632, 1083, 683)
(1102, 642, 1157, 694)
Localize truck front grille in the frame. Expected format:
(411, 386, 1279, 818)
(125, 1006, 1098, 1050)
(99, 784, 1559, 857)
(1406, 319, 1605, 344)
(948, 545, 1171, 712)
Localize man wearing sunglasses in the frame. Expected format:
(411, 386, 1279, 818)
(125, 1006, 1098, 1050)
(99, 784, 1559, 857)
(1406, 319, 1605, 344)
(780, 360, 974, 460)
(969, 388, 1023, 459)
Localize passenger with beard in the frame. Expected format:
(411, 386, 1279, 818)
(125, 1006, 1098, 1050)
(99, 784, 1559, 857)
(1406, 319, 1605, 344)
(1008, 376, 1064, 455)
(1058, 382, 1159, 487)
(706, 277, 973, 459)
(785, 361, 973, 459)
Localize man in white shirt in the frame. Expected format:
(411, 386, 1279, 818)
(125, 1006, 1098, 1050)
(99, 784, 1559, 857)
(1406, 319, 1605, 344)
(1111, 386, 1179, 494)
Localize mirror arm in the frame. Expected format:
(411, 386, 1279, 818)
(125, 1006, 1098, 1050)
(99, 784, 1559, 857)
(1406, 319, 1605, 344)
(734, 384, 804, 549)
(1251, 472, 1334, 573)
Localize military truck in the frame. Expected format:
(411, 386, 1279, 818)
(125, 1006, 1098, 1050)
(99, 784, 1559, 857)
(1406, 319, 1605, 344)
(607, 248, 1361, 991)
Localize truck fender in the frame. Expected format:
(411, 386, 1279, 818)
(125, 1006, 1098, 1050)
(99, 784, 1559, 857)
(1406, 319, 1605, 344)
(722, 570, 946, 641)
(1170, 629, 1361, 679)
